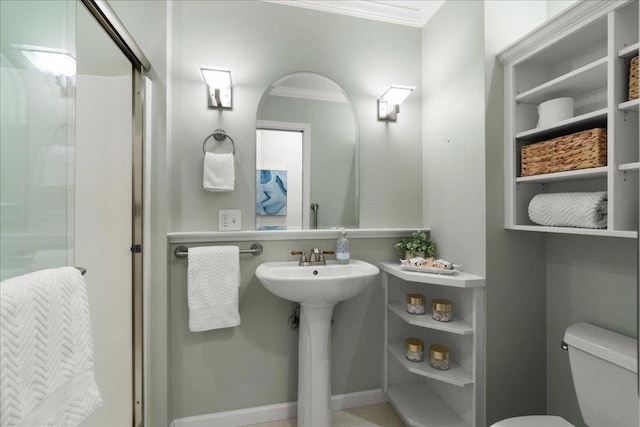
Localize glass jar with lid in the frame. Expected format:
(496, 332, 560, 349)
(405, 338, 424, 362)
(406, 293, 426, 315)
(432, 298, 453, 322)
(429, 344, 450, 370)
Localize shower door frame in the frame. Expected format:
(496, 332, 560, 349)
(79, 1, 150, 426)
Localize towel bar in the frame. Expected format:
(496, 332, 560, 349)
(75, 266, 87, 275)
(174, 243, 263, 258)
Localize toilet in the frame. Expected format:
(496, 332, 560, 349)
(492, 322, 638, 427)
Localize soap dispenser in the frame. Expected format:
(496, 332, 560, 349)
(336, 228, 350, 264)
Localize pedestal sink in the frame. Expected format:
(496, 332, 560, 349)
(255, 260, 380, 427)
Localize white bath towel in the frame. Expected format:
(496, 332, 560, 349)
(203, 152, 235, 192)
(187, 246, 241, 332)
(528, 191, 608, 229)
(0, 267, 102, 426)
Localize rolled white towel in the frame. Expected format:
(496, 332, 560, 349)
(528, 191, 607, 229)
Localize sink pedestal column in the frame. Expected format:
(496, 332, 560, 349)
(297, 303, 334, 427)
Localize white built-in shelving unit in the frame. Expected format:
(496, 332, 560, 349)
(498, 0, 639, 238)
(380, 263, 485, 427)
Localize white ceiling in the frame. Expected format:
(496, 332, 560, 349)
(264, 0, 446, 28)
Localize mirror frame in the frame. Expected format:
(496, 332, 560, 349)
(255, 71, 360, 230)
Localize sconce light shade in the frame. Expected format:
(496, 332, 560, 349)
(378, 85, 415, 121)
(201, 67, 232, 109)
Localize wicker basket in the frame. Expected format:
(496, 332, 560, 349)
(629, 56, 638, 100)
(520, 128, 607, 177)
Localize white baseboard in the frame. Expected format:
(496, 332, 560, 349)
(170, 388, 387, 427)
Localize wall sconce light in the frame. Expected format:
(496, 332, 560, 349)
(377, 85, 415, 121)
(201, 67, 232, 109)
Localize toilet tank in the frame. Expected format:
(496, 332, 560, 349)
(564, 323, 638, 427)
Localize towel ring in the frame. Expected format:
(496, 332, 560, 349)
(202, 128, 236, 156)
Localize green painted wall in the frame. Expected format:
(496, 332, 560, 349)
(170, 0, 423, 232)
(169, 237, 398, 418)
(546, 235, 637, 426)
(483, 1, 549, 423)
(167, 0, 422, 420)
(422, 0, 486, 276)
(106, 1, 638, 425)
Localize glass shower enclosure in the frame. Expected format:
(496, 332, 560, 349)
(1, 0, 76, 279)
(0, 1, 147, 425)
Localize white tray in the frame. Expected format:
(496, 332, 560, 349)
(400, 265, 458, 275)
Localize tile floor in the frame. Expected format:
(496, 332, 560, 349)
(244, 403, 405, 427)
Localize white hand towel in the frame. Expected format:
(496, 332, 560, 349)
(0, 267, 102, 426)
(203, 152, 235, 192)
(528, 191, 608, 228)
(187, 246, 241, 332)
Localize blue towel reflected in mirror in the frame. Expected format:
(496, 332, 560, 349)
(256, 170, 287, 216)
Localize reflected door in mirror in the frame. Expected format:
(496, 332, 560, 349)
(256, 129, 306, 230)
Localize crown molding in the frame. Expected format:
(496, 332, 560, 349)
(497, 0, 630, 65)
(264, 0, 445, 28)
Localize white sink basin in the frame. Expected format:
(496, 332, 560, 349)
(254, 259, 380, 427)
(255, 259, 379, 306)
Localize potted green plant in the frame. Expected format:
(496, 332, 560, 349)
(394, 230, 436, 259)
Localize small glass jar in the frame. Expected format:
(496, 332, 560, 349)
(405, 338, 424, 362)
(406, 294, 426, 315)
(429, 344, 450, 370)
(432, 298, 453, 322)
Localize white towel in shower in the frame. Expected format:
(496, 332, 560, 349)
(0, 267, 102, 426)
(528, 191, 608, 229)
(203, 152, 235, 192)
(187, 246, 241, 331)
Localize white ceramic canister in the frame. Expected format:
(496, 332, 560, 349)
(537, 97, 574, 128)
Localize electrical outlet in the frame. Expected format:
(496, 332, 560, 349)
(219, 209, 241, 231)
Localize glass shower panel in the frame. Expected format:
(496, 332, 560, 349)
(0, 0, 76, 280)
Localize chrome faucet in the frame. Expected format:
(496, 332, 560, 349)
(309, 248, 323, 264)
(291, 248, 335, 265)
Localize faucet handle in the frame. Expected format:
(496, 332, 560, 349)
(291, 250, 308, 265)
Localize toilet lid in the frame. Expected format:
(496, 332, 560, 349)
(491, 415, 574, 427)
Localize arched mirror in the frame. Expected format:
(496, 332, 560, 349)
(256, 72, 358, 230)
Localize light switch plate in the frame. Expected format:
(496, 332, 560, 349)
(219, 209, 241, 231)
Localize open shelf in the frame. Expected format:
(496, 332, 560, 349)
(619, 42, 639, 58)
(382, 265, 484, 426)
(510, 225, 637, 238)
(618, 98, 639, 112)
(516, 167, 607, 183)
(387, 383, 469, 427)
(379, 263, 485, 288)
(501, 1, 638, 237)
(516, 57, 607, 105)
(388, 303, 474, 335)
(515, 108, 607, 141)
(618, 162, 640, 171)
(388, 341, 473, 387)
